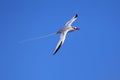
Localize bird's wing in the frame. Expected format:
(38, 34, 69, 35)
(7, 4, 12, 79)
(53, 31, 68, 55)
(65, 14, 78, 27)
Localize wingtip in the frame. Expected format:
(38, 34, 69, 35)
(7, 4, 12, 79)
(53, 51, 57, 55)
(53, 52, 56, 55)
(53, 41, 63, 55)
(75, 14, 78, 18)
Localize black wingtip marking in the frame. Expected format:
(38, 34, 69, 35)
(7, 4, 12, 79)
(53, 41, 62, 55)
(75, 14, 78, 18)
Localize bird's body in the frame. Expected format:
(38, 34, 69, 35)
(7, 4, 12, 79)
(53, 14, 80, 55)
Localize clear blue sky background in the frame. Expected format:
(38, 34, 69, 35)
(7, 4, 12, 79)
(0, 0, 120, 80)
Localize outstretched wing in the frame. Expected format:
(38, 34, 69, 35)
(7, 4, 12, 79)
(53, 31, 68, 55)
(65, 14, 78, 27)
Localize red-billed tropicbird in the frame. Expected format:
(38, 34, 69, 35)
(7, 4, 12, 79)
(53, 14, 80, 55)
(20, 14, 80, 55)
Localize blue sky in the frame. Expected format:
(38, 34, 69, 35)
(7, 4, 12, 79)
(0, 0, 120, 80)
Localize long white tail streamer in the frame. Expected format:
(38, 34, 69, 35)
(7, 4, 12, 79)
(19, 32, 57, 43)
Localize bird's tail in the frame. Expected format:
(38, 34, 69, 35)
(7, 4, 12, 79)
(19, 32, 57, 43)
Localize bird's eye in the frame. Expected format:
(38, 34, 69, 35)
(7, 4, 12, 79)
(72, 27, 77, 29)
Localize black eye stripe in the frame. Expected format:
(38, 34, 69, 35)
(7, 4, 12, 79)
(72, 27, 77, 29)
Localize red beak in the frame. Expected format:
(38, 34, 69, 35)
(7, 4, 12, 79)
(76, 28, 80, 30)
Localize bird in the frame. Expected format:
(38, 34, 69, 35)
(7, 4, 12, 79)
(53, 14, 80, 55)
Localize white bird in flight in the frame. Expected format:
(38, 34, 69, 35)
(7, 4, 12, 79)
(53, 14, 80, 55)
(20, 14, 80, 55)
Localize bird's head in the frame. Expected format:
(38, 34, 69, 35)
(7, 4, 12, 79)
(72, 27, 80, 30)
